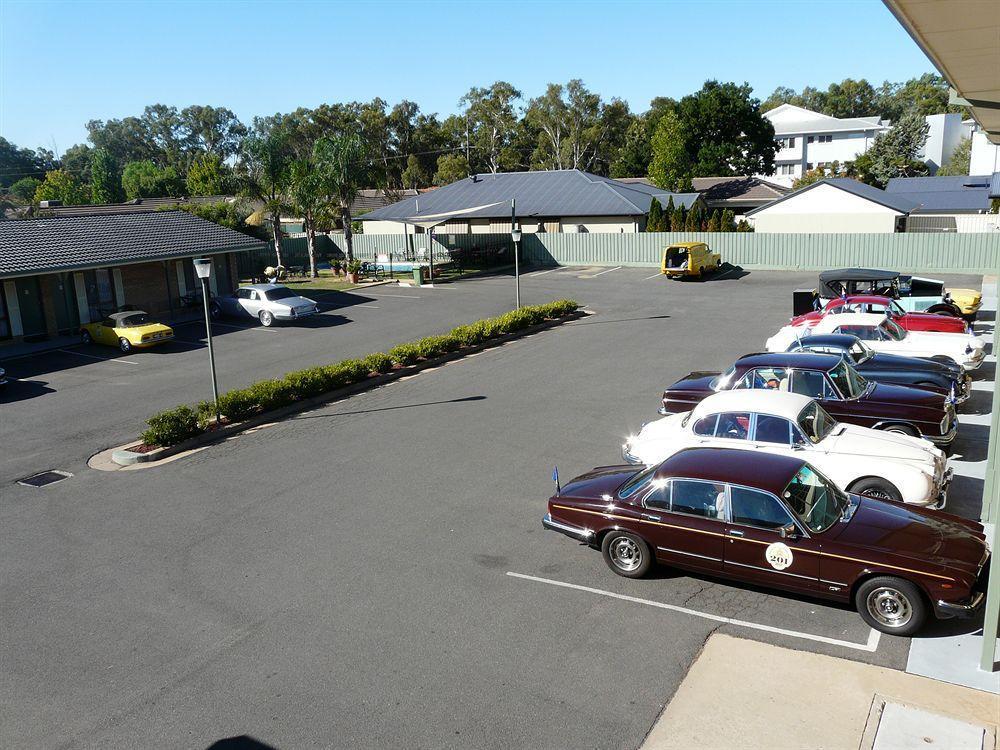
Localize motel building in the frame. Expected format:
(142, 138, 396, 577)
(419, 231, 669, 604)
(0, 211, 266, 348)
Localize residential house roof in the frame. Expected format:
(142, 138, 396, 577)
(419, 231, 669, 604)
(690, 177, 790, 208)
(9, 195, 244, 220)
(359, 169, 701, 223)
(745, 178, 918, 216)
(0, 210, 267, 279)
(885, 173, 999, 213)
(764, 104, 889, 135)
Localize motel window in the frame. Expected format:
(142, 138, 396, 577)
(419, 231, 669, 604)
(788, 137, 795, 148)
(83, 269, 117, 320)
(806, 163, 813, 170)
(807, 136, 814, 143)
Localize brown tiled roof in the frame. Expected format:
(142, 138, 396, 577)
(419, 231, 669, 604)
(690, 177, 789, 206)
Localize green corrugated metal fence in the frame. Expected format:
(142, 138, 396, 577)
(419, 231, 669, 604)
(237, 231, 1000, 277)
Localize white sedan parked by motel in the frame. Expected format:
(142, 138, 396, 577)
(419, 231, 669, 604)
(765, 312, 985, 371)
(215, 284, 320, 327)
(622, 390, 950, 508)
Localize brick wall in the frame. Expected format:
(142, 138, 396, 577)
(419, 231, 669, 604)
(120, 262, 173, 316)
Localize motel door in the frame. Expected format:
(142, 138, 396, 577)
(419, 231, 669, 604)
(15, 278, 47, 340)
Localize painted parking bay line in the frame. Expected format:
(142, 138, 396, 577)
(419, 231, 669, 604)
(507, 572, 881, 653)
(589, 265, 623, 277)
(57, 348, 139, 366)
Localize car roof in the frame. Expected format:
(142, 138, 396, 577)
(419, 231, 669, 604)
(827, 295, 894, 307)
(654, 447, 804, 496)
(736, 351, 842, 370)
(819, 268, 899, 282)
(814, 312, 888, 331)
(695, 390, 813, 420)
(239, 283, 284, 291)
(791, 333, 859, 349)
(109, 310, 149, 322)
(667, 241, 705, 249)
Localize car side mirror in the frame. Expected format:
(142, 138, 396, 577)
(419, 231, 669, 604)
(779, 522, 797, 540)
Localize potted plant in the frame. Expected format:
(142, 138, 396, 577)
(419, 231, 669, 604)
(332, 259, 342, 277)
(346, 259, 362, 284)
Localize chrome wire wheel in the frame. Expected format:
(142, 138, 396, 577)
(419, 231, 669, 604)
(861, 488, 893, 502)
(866, 587, 913, 629)
(609, 536, 642, 572)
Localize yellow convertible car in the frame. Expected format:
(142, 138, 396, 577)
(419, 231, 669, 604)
(81, 311, 174, 353)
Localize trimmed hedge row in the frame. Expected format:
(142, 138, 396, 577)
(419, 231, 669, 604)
(140, 299, 579, 447)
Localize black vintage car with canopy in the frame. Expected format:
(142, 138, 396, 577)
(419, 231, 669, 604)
(816, 268, 961, 318)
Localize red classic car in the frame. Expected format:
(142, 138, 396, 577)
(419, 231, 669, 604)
(543, 447, 989, 635)
(790, 295, 969, 334)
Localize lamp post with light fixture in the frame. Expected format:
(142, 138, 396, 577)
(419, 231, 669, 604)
(193, 258, 220, 422)
(510, 198, 521, 309)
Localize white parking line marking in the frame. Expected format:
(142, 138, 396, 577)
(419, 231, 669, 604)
(507, 572, 881, 653)
(57, 349, 139, 366)
(211, 322, 275, 332)
(531, 267, 562, 276)
(369, 293, 422, 299)
(590, 265, 623, 277)
(644, 272, 663, 280)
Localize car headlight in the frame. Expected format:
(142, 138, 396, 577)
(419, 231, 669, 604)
(965, 345, 973, 354)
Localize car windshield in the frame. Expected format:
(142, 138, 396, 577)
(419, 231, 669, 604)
(880, 319, 907, 341)
(265, 287, 298, 301)
(889, 300, 906, 316)
(120, 313, 151, 327)
(849, 339, 874, 364)
(797, 402, 836, 444)
(711, 366, 737, 390)
(618, 465, 659, 499)
(828, 359, 868, 399)
(782, 464, 847, 533)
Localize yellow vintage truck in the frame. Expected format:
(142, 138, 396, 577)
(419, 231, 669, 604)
(661, 242, 721, 279)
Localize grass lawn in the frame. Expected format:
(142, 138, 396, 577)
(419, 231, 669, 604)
(263, 271, 358, 293)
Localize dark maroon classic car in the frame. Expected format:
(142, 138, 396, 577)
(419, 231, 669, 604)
(660, 352, 956, 446)
(543, 447, 989, 635)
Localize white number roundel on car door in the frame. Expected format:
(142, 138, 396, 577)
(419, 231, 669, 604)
(765, 542, 794, 570)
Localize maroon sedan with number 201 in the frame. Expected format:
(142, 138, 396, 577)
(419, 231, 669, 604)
(543, 447, 989, 635)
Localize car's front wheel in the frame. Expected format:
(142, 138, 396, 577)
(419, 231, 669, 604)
(848, 477, 902, 503)
(259, 310, 274, 327)
(209, 301, 222, 320)
(601, 531, 652, 579)
(81, 330, 92, 344)
(118, 337, 132, 353)
(855, 576, 927, 636)
(880, 424, 919, 438)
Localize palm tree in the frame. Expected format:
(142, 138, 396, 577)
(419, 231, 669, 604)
(313, 131, 371, 264)
(288, 159, 326, 278)
(239, 130, 291, 267)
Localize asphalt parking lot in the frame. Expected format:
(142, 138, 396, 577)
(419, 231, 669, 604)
(0, 266, 992, 748)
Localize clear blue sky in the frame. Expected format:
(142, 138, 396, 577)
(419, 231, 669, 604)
(1, 0, 936, 155)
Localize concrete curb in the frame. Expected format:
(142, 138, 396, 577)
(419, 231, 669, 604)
(108, 310, 584, 467)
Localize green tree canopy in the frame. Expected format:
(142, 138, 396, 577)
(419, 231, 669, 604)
(121, 160, 183, 200)
(8, 177, 41, 202)
(34, 170, 90, 205)
(649, 81, 776, 189)
(186, 152, 232, 195)
(433, 153, 469, 185)
(853, 111, 930, 187)
(90, 148, 122, 204)
(460, 81, 522, 174)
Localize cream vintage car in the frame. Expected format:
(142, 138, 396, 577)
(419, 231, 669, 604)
(622, 390, 950, 507)
(765, 312, 986, 371)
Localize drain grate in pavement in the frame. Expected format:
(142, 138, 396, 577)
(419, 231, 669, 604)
(17, 470, 73, 487)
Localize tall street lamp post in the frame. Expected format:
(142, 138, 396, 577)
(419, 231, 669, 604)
(510, 198, 521, 309)
(193, 258, 220, 423)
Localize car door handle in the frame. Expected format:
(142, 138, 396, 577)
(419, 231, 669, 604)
(728, 529, 744, 537)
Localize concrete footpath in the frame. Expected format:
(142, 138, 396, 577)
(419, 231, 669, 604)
(642, 635, 999, 750)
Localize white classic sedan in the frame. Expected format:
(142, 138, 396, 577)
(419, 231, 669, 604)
(215, 284, 320, 327)
(765, 312, 985, 371)
(622, 390, 951, 507)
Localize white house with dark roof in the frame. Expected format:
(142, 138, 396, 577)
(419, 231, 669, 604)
(746, 178, 917, 233)
(359, 169, 703, 235)
(761, 105, 970, 186)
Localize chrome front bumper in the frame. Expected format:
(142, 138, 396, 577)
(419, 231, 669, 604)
(621, 443, 642, 465)
(927, 467, 953, 510)
(926, 422, 958, 446)
(935, 591, 984, 619)
(542, 513, 594, 542)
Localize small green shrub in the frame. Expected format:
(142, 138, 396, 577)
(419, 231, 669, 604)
(195, 400, 217, 429)
(388, 343, 421, 366)
(361, 352, 394, 374)
(253, 378, 297, 411)
(285, 367, 331, 399)
(217, 387, 260, 421)
(141, 405, 202, 446)
(450, 324, 485, 346)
